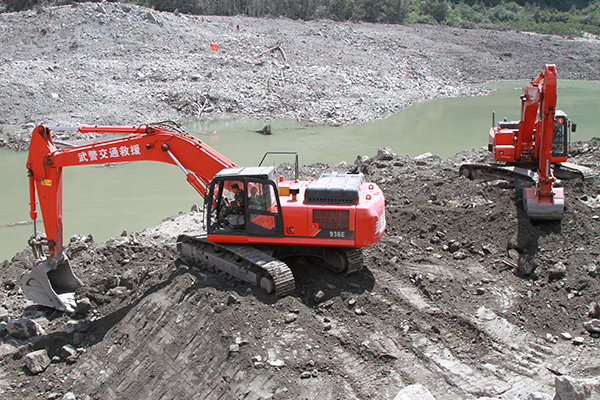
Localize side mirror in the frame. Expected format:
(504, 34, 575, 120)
(571, 122, 577, 133)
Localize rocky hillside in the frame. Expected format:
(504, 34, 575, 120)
(0, 1, 599, 135)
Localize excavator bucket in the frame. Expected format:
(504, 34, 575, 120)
(21, 256, 83, 312)
(523, 187, 564, 220)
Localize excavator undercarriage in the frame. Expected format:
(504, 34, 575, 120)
(459, 162, 595, 187)
(177, 235, 296, 296)
(460, 161, 594, 220)
(177, 235, 365, 297)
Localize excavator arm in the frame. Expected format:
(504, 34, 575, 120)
(522, 65, 564, 219)
(24, 122, 236, 311)
(515, 71, 543, 160)
(535, 65, 558, 197)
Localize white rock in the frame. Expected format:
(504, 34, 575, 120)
(25, 349, 51, 374)
(415, 152, 433, 160)
(61, 344, 77, 359)
(560, 332, 573, 340)
(0, 343, 18, 357)
(526, 392, 552, 400)
(555, 376, 600, 400)
(268, 359, 285, 367)
(393, 384, 436, 400)
(572, 337, 585, 345)
(228, 344, 239, 353)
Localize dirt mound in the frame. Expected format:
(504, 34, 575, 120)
(1, 140, 599, 399)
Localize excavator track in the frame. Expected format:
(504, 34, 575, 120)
(460, 162, 595, 186)
(554, 162, 596, 182)
(177, 234, 295, 297)
(459, 163, 537, 186)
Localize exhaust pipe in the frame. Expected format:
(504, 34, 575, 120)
(21, 254, 83, 312)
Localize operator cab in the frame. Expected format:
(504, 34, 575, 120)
(206, 166, 284, 237)
(552, 110, 572, 159)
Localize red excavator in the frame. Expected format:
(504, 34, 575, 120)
(24, 122, 386, 311)
(460, 64, 593, 220)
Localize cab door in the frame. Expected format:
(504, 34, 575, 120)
(245, 179, 284, 237)
(551, 114, 569, 160)
(205, 178, 245, 234)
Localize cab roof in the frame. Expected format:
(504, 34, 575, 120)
(214, 166, 277, 181)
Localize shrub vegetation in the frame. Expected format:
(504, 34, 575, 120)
(4, 0, 600, 36)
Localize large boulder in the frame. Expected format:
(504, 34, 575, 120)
(555, 376, 600, 400)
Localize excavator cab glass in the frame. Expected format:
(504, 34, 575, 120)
(205, 171, 284, 237)
(552, 112, 569, 158)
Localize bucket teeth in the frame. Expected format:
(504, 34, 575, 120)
(21, 256, 83, 312)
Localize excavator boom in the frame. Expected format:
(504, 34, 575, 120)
(25, 122, 237, 311)
(27, 123, 236, 258)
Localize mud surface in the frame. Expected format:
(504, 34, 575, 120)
(1, 3, 600, 400)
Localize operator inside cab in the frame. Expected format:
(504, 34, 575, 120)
(219, 182, 245, 218)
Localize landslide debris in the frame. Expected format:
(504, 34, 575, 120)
(1, 1, 599, 137)
(1, 140, 600, 399)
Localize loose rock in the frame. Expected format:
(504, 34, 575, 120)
(588, 302, 600, 318)
(525, 393, 552, 400)
(7, 318, 45, 338)
(313, 290, 326, 303)
(25, 350, 51, 374)
(393, 384, 436, 400)
(555, 376, 600, 400)
(548, 262, 567, 281)
(583, 319, 600, 334)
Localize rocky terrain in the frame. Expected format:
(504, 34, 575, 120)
(0, 0, 599, 147)
(1, 2, 600, 400)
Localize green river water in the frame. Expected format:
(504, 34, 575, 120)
(1, 80, 599, 261)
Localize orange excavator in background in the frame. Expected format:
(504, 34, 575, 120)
(460, 64, 594, 220)
(24, 122, 386, 312)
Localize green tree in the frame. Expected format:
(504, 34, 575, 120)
(422, 0, 449, 23)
